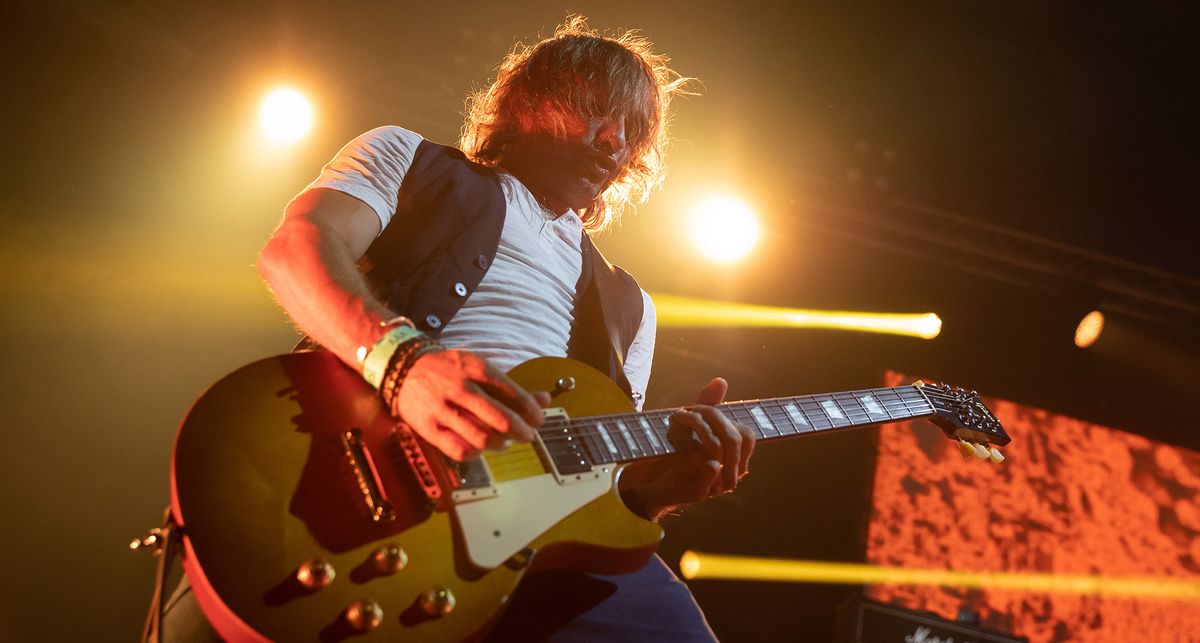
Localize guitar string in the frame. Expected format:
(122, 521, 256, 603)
(480, 395, 946, 468)
(473, 388, 995, 469)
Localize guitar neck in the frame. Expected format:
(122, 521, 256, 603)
(557, 385, 936, 466)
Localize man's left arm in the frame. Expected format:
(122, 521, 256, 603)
(618, 293, 756, 520)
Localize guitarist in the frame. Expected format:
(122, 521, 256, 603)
(163, 16, 755, 642)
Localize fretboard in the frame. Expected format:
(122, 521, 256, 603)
(541, 385, 935, 466)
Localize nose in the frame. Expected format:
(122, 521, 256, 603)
(595, 118, 627, 156)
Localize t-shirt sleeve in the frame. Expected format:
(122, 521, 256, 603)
(622, 289, 657, 412)
(300, 126, 424, 231)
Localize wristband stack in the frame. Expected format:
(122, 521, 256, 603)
(359, 317, 443, 409)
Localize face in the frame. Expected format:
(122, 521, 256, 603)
(505, 113, 634, 214)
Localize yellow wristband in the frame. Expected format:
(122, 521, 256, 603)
(361, 324, 425, 389)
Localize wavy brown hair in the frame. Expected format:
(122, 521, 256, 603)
(460, 15, 693, 232)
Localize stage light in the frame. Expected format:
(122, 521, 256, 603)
(1074, 310, 1104, 348)
(679, 551, 1200, 600)
(652, 293, 942, 339)
(259, 87, 313, 143)
(688, 196, 760, 263)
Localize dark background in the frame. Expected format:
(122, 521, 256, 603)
(1, 1, 1196, 640)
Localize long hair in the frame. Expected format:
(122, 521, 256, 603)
(460, 15, 694, 232)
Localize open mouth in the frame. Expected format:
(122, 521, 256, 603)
(583, 157, 615, 182)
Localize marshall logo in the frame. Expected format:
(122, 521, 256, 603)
(906, 626, 966, 643)
(846, 599, 1024, 643)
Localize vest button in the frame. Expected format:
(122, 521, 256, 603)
(452, 282, 468, 297)
(424, 314, 442, 329)
(475, 254, 490, 269)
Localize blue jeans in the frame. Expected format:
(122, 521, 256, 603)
(161, 555, 716, 642)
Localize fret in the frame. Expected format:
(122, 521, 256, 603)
(722, 405, 749, 426)
(610, 420, 637, 460)
(614, 420, 643, 458)
(592, 421, 623, 461)
(638, 417, 665, 455)
(828, 394, 861, 425)
(560, 385, 944, 465)
(765, 399, 797, 436)
(858, 391, 893, 420)
(748, 405, 779, 438)
(791, 399, 826, 430)
(782, 401, 813, 432)
(875, 388, 909, 420)
(630, 418, 657, 457)
(897, 386, 933, 415)
(833, 392, 872, 425)
(574, 420, 601, 464)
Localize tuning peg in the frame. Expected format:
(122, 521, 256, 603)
(972, 442, 990, 460)
(988, 446, 1005, 463)
(957, 440, 976, 459)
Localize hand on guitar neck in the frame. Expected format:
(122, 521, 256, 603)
(619, 377, 757, 520)
(376, 339, 754, 521)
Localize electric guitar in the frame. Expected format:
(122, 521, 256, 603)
(170, 351, 1009, 642)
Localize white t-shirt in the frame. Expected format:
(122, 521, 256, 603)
(302, 126, 656, 408)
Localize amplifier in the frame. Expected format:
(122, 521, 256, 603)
(838, 597, 1027, 643)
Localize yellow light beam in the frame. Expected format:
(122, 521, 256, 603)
(679, 551, 1200, 600)
(651, 293, 942, 339)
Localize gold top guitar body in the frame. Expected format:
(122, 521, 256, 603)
(171, 352, 661, 642)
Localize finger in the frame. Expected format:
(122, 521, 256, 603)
(670, 409, 721, 460)
(437, 403, 496, 451)
(737, 421, 755, 481)
(453, 383, 535, 442)
(532, 391, 553, 408)
(475, 361, 545, 428)
(695, 406, 742, 491)
(412, 419, 480, 462)
(694, 377, 728, 406)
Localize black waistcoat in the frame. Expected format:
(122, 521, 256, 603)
(356, 140, 645, 398)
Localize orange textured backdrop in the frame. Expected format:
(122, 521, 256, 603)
(865, 371, 1200, 642)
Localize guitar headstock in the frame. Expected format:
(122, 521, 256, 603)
(914, 381, 1011, 464)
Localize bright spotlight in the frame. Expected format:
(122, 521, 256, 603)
(1074, 310, 1105, 348)
(652, 293, 942, 339)
(259, 87, 313, 143)
(689, 196, 760, 263)
(679, 551, 1200, 599)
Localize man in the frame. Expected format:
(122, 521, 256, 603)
(162, 16, 754, 641)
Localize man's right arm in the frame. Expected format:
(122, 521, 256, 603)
(257, 188, 547, 459)
(258, 188, 391, 367)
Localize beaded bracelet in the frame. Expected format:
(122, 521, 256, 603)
(379, 337, 444, 409)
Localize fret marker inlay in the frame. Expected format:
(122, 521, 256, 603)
(749, 406, 777, 435)
(820, 399, 845, 420)
(639, 418, 663, 453)
(861, 395, 885, 415)
(615, 420, 641, 456)
(783, 403, 810, 430)
(594, 422, 619, 456)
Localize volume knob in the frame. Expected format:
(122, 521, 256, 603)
(419, 586, 456, 617)
(344, 598, 382, 632)
(372, 544, 408, 574)
(295, 558, 335, 590)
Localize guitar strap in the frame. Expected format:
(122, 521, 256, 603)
(138, 508, 180, 643)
